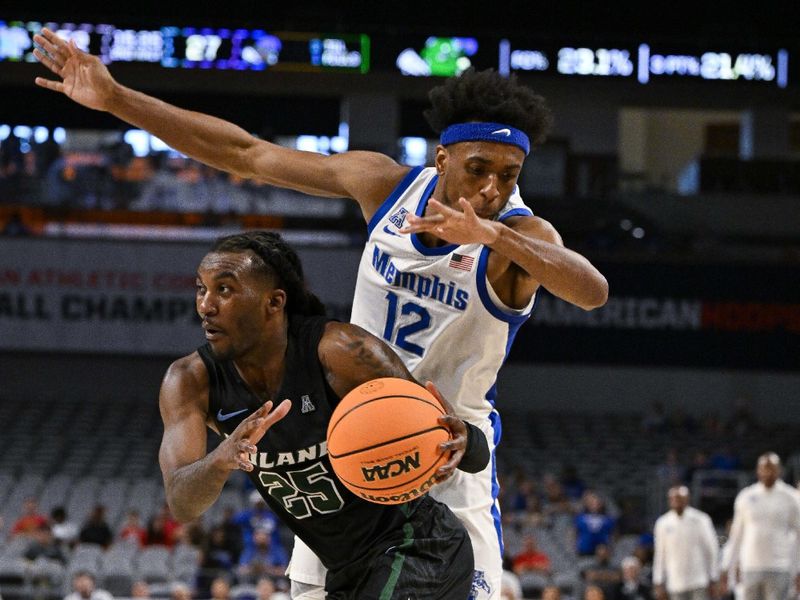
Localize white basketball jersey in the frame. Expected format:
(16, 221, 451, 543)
(351, 166, 536, 424)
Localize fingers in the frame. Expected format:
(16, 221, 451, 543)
(435, 449, 463, 482)
(428, 382, 456, 416)
(34, 77, 65, 93)
(33, 32, 68, 65)
(231, 399, 292, 472)
(32, 47, 63, 75)
(424, 380, 443, 403)
(39, 27, 70, 53)
(457, 197, 478, 218)
(246, 399, 293, 444)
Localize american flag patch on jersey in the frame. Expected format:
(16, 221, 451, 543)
(449, 253, 474, 272)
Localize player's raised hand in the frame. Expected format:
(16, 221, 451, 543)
(217, 399, 292, 472)
(33, 27, 117, 111)
(401, 197, 499, 246)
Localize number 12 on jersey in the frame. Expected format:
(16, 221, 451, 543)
(382, 291, 431, 358)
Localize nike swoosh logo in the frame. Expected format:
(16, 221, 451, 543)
(383, 225, 399, 236)
(217, 408, 249, 422)
(491, 128, 511, 136)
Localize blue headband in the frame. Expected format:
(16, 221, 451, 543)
(440, 122, 530, 155)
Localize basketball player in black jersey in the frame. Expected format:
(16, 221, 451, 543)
(158, 231, 489, 599)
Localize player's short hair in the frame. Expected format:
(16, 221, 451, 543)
(211, 231, 326, 316)
(424, 68, 553, 147)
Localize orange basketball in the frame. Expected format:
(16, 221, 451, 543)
(327, 377, 451, 505)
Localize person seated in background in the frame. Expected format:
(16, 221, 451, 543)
(49, 506, 79, 549)
(209, 577, 232, 600)
(233, 492, 285, 563)
(170, 583, 192, 600)
(575, 491, 616, 556)
(512, 534, 552, 576)
(145, 505, 180, 547)
(541, 585, 562, 600)
(118, 509, 147, 546)
(24, 523, 67, 564)
(236, 527, 288, 583)
(78, 505, 113, 548)
(11, 498, 48, 537)
(613, 556, 651, 600)
(584, 584, 607, 600)
(130, 581, 151, 599)
(255, 577, 290, 600)
(582, 544, 622, 600)
(63, 571, 113, 600)
(542, 473, 575, 522)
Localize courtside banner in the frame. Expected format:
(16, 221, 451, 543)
(0, 238, 360, 354)
(512, 262, 800, 371)
(1, 239, 797, 369)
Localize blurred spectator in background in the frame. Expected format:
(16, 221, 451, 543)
(561, 463, 587, 500)
(170, 583, 192, 600)
(653, 485, 718, 600)
(784, 450, 800, 487)
(684, 451, 710, 486)
(23, 523, 67, 564)
(720, 452, 800, 600)
(582, 544, 621, 599)
(726, 396, 758, 437)
(11, 498, 48, 537)
(50, 506, 78, 549)
(542, 585, 562, 600)
(216, 506, 244, 561)
(641, 401, 668, 434)
(255, 576, 290, 600)
(614, 556, 651, 600)
(119, 509, 147, 546)
(575, 491, 616, 556)
(130, 580, 150, 599)
(585, 584, 608, 600)
(234, 492, 285, 563)
(512, 534, 552, 576)
(542, 473, 574, 521)
(63, 571, 113, 600)
(145, 504, 180, 547)
(709, 445, 741, 472)
(199, 524, 239, 597)
(657, 448, 686, 487)
(78, 504, 113, 548)
(209, 577, 232, 600)
(236, 527, 288, 583)
(1, 211, 32, 236)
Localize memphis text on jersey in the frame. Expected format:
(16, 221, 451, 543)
(372, 248, 470, 311)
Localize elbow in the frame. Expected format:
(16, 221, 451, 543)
(163, 479, 201, 524)
(580, 275, 609, 311)
(166, 496, 199, 524)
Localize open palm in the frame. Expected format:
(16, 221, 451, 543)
(33, 27, 115, 111)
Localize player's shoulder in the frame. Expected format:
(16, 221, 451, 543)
(161, 351, 209, 398)
(319, 320, 374, 352)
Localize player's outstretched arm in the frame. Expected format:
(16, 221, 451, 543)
(318, 322, 489, 479)
(33, 27, 407, 214)
(158, 354, 290, 522)
(403, 198, 609, 310)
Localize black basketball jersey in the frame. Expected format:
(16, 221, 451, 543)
(197, 314, 431, 583)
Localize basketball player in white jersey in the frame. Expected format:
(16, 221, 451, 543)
(34, 30, 609, 599)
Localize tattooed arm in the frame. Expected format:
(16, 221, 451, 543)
(317, 322, 489, 477)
